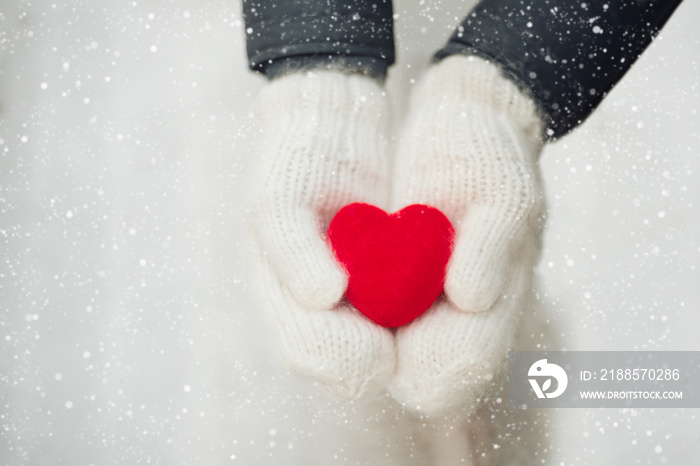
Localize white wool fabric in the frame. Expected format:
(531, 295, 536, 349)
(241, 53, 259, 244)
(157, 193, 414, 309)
(390, 55, 546, 416)
(246, 70, 395, 400)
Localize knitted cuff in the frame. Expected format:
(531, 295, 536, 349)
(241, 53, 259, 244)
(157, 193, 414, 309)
(426, 55, 544, 144)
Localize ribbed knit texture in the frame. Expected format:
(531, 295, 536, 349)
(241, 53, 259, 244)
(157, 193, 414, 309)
(246, 70, 395, 399)
(390, 55, 546, 416)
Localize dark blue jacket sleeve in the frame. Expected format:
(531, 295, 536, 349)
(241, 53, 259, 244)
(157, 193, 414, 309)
(435, 0, 682, 139)
(242, 0, 395, 80)
(242, 0, 682, 138)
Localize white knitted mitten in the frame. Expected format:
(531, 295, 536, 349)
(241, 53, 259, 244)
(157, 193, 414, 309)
(246, 71, 395, 399)
(389, 55, 546, 415)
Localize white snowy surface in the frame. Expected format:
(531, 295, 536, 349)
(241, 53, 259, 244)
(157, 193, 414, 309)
(1, 0, 699, 464)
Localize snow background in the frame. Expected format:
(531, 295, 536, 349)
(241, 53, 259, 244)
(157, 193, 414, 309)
(1, 0, 698, 464)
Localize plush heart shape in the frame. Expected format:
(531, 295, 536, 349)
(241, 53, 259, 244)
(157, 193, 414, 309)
(327, 203, 455, 327)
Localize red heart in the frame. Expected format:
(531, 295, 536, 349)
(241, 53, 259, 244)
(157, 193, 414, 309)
(327, 203, 455, 328)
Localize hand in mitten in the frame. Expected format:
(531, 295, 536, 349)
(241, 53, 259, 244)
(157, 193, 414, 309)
(389, 55, 546, 415)
(246, 71, 395, 399)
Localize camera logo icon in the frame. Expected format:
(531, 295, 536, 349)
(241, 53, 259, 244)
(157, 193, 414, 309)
(528, 359, 568, 399)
